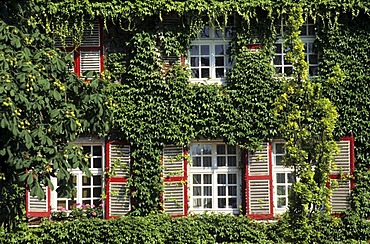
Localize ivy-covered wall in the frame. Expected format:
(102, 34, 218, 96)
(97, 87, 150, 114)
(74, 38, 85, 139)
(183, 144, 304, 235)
(2, 0, 370, 240)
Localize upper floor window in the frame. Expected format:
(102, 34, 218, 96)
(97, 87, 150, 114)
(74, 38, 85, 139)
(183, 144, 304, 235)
(55, 21, 103, 77)
(274, 17, 319, 76)
(188, 26, 233, 84)
(188, 142, 240, 214)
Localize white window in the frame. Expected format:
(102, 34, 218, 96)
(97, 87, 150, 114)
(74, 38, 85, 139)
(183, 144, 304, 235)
(274, 17, 319, 76)
(52, 141, 104, 211)
(188, 26, 233, 84)
(189, 142, 240, 214)
(272, 141, 294, 214)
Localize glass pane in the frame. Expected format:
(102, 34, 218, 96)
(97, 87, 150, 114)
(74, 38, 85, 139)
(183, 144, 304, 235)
(275, 156, 283, 166)
(82, 199, 91, 205)
(203, 145, 212, 154)
(307, 43, 314, 53)
(191, 69, 199, 78)
(82, 188, 91, 198)
(201, 45, 210, 55)
(228, 186, 237, 196)
(193, 174, 201, 184)
(274, 55, 282, 65)
(93, 158, 102, 168)
(300, 26, 307, 35)
(277, 173, 285, 183)
(93, 200, 101, 208)
(227, 145, 236, 154)
(193, 198, 202, 208)
(83, 146, 91, 155)
(93, 146, 102, 156)
(284, 67, 293, 75)
(309, 66, 319, 76)
(214, 29, 222, 38)
(217, 156, 226, 166)
(193, 157, 201, 167)
(218, 186, 226, 196)
(83, 176, 91, 186)
(203, 174, 212, 184)
(228, 156, 237, 167)
(217, 174, 226, 184)
(275, 67, 282, 73)
(201, 57, 209, 66)
(275, 143, 285, 154)
(203, 156, 212, 167)
(93, 188, 101, 197)
(191, 145, 202, 155)
(193, 186, 201, 196)
(57, 201, 66, 209)
(67, 200, 76, 210)
(225, 27, 232, 38)
(200, 27, 209, 38)
(204, 198, 212, 208)
(277, 197, 286, 208)
(216, 68, 224, 78)
(228, 174, 237, 184)
(308, 25, 315, 35)
(229, 198, 237, 208)
(93, 176, 101, 186)
(277, 185, 286, 195)
(217, 144, 225, 154)
(204, 186, 212, 196)
(218, 198, 226, 208)
(309, 55, 318, 64)
(288, 173, 294, 183)
(215, 45, 224, 55)
(190, 45, 199, 55)
(191, 57, 199, 67)
(275, 44, 282, 53)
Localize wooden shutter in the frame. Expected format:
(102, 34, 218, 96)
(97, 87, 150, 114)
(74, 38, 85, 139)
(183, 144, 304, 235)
(330, 136, 355, 213)
(105, 141, 131, 218)
(26, 186, 51, 217)
(245, 142, 273, 219)
(162, 145, 188, 216)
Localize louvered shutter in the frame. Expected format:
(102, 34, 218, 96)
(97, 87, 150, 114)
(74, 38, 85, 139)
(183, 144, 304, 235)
(162, 145, 187, 216)
(26, 186, 51, 217)
(330, 136, 355, 213)
(245, 142, 273, 219)
(106, 141, 131, 218)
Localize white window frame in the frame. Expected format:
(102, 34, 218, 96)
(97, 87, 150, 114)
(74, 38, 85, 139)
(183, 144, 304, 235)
(273, 17, 319, 76)
(188, 141, 241, 214)
(272, 140, 294, 214)
(188, 26, 233, 85)
(51, 138, 105, 211)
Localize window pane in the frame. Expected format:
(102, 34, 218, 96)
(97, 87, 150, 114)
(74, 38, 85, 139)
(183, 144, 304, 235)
(190, 45, 199, 55)
(228, 186, 237, 196)
(215, 45, 224, 55)
(191, 57, 199, 67)
(203, 174, 212, 184)
(228, 156, 237, 166)
(277, 186, 286, 195)
(193, 174, 201, 184)
(82, 188, 91, 198)
(217, 174, 226, 184)
(277, 197, 286, 208)
(227, 145, 236, 154)
(191, 145, 202, 155)
(193, 157, 201, 167)
(309, 66, 319, 76)
(217, 156, 226, 166)
(93, 176, 101, 185)
(217, 144, 225, 154)
(204, 186, 212, 196)
(288, 173, 294, 183)
(308, 25, 315, 35)
(193, 186, 201, 196)
(215, 68, 224, 78)
(203, 156, 212, 167)
(228, 174, 237, 184)
(93, 158, 102, 168)
(191, 69, 199, 78)
(194, 198, 202, 208)
(82, 199, 91, 205)
(214, 29, 222, 38)
(83, 146, 91, 155)
(200, 27, 209, 38)
(57, 201, 66, 209)
(201, 45, 210, 55)
(284, 67, 293, 75)
(277, 173, 285, 183)
(93, 188, 101, 197)
(218, 186, 226, 196)
(275, 143, 285, 154)
(229, 198, 237, 208)
(204, 198, 212, 208)
(309, 55, 318, 64)
(275, 155, 283, 166)
(215, 57, 224, 66)
(275, 44, 282, 53)
(218, 198, 226, 208)
(274, 55, 282, 65)
(201, 57, 210, 66)
(93, 146, 102, 156)
(203, 145, 212, 155)
(82, 176, 91, 186)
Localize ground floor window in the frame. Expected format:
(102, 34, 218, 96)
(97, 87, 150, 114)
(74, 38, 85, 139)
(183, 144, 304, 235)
(188, 141, 241, 214)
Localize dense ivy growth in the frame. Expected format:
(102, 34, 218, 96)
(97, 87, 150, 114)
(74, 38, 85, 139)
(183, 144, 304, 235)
(1, 0, 370, 241)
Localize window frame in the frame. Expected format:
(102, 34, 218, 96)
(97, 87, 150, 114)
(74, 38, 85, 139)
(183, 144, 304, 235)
(188, 141, 241, 214)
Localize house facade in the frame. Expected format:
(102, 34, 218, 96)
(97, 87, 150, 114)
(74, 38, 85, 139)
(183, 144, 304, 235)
(25, 13, 356, 220)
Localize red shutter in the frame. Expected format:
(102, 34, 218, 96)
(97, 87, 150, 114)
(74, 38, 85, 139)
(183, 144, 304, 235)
(105, 141, 131, 218)
(330, 136, 355, 213)
(162, 145, 188, 216)
(26, 186, 51, 217)
(245, 142, 274, 219)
